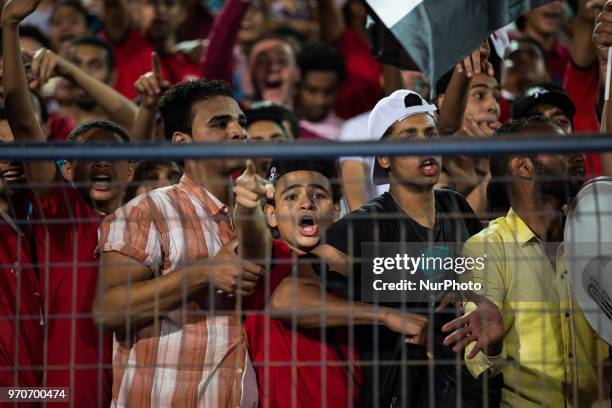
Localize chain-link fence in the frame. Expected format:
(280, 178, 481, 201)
(0, 136, 611, 407)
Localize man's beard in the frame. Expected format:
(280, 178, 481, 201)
(533, 159, 583, 205)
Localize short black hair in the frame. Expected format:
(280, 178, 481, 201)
(70, 35, 115, 72)
(0, 106, 7, 121)
(488, 116, 560, 212)
(246, 105, 286, 130)
(68, 119, 130, 143)
(435, 69, 454, 100)
(297, 42, 346, 84)
(20, 25, 52, 50)
(246, 101, 298, 140)
(266, 158, 342, 203)
(158, 79, 235, 140)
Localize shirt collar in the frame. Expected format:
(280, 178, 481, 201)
(506, 207, 538, 245)
(179, 174, 231, 217)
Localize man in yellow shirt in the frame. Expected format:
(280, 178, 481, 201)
(443, 116, 610, 407)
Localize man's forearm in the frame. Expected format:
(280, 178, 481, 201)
(341, 160, 368, 211)
(2, 21, 56, 188)
(268, 277, 387, 328)
(94, 263, 208, 332)
(234, 205, 272, 264)
(130, 105, 157, 141)
(67, 66, 138, 131)
(437, 69, 469, 135)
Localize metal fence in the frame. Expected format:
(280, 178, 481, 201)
(0, 136, 611, 407)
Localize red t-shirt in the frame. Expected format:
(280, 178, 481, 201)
(335, 28, 382, 120)
(30, 175, 111, 407)
(109, 28, 203, 99)
(547, 39, 571, 87)
(563, 61, 602, 178)
(47, 112, 76, 142)
(244, 240, 363, 408)
(0, 211, 42, 395)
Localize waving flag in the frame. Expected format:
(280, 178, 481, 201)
(365, 0, 553, 84)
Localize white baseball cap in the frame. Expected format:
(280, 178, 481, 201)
(368, 90, 437, 185)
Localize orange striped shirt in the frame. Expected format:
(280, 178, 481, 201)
(98, 175, 258, 407)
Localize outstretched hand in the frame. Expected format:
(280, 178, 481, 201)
(1, 0, 42, 25)
(235, 160, 275, 209)
(441, 292, 504, 359)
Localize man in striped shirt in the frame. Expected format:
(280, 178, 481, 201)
(95, 79, 262, 407)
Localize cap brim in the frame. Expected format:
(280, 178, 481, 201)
(513, 92, 576, 120)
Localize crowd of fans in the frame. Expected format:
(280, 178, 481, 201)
(0, 0, 611, 406)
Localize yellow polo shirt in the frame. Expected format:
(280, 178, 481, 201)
(461, 208, 610, 407)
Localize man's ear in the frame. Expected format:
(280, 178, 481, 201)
(63, 160, 74, 181)
(333, 202, 341, 222)
(509, 156, 534, 179)
(172, 131, 192, 144)
(376, 156, 391, 172)
(126, 161, 136, 183)
(264, 203, 278, 228)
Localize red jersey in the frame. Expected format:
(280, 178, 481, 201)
(244, 240, 363, 408)
(335, 28, 382, 119)
(0, 211, 42, 394)
(47, 112, 76, 142)
(563, 61, 602, 178)
(30, 175, 111, 407)
(109, 28, 202, 99)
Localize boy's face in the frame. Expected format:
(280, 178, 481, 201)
(64, 128, 134, 213)
(265, 170, 336, 253)
(49, 5, 88, 56)
(298, 70, 339, 123)
(247, 120, 288, 176)
(463, 74, 501, 134)
(250, 38, 297, 105)
(376, 113, 441, 188)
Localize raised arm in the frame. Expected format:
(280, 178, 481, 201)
(234, 159, 274, 263)
(102, 0, 131, 44)
(268, 244, 429, 345)
(437, 41, 495, 135)
(1, 0, 56, 187)
(572, 0, 599, 68)
(131, 52, 171, 140)
(30, 48, 138, 132)
(202, 0, 251, 83)
(94, 240, 262, 332)
(316, 0, 346, 44)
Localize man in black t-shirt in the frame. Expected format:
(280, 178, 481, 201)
(269, 90, 501, 407)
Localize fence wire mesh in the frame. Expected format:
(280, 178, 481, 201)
(0, 138, 611, 408)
